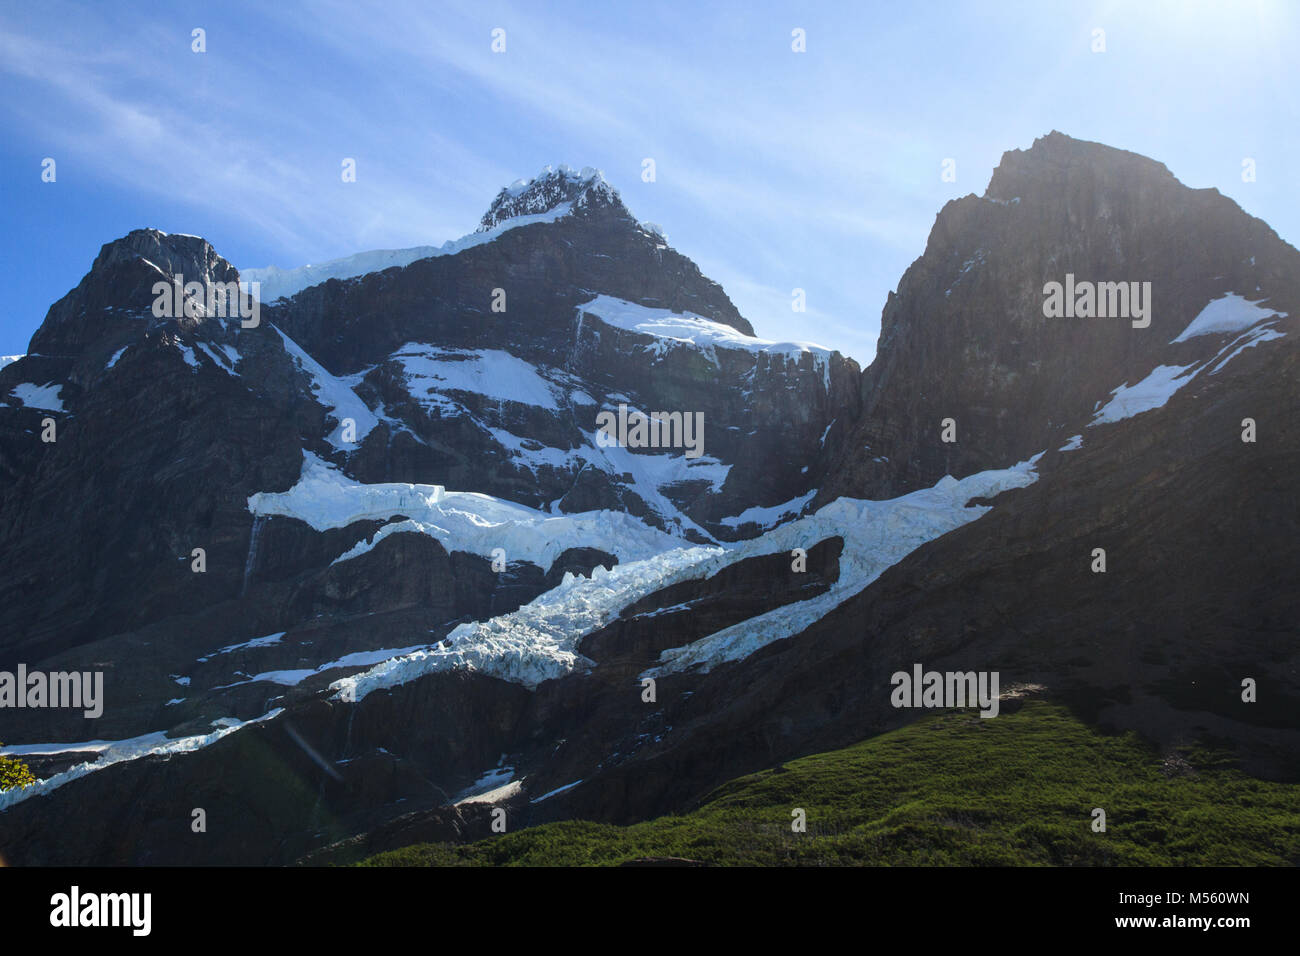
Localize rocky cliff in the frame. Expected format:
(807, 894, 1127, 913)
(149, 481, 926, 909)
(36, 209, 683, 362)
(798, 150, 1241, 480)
(1, 136, 1295, 865)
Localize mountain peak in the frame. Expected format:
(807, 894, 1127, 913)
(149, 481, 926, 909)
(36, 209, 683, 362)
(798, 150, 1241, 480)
(985, 130, 1177, 202)
(477, 164, 624, 232)
(27, 228, 242, 356)
(92, 228, 238, 286)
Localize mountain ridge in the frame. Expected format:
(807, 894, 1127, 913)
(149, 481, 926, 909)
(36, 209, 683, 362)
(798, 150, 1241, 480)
(1, 132, 1295, 866)
(240, 163, 676, 307)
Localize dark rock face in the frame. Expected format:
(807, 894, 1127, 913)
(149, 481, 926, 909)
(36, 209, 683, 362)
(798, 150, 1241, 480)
(579, 535, 842, 671)
(253, 169, 853, 529)
(815, 131, 1300, 501)
(579, 536, 842, 665)
(0, 231, 309, 667)
(0, 669, 537, 865)
(0, 169, 848, 673)
(2, 135, 1297, 867)
(0, 163, 853, 862)
(28, 229, 243, 357)
(547, 329, 1300, 827)
(0, 533, 844, 865)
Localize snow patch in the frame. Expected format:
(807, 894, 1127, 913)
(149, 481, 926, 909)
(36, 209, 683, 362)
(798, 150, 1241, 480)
(195, 341, 239, 376)
(1091, 365, 1197, 424)
(0, 709, 283, 810)
(196, 631, 286, 663)
(1208, 326, 1286, 373)
(578, 295, 834, 390)
(719, 490, 818, 530)
(241, 205, 574, 302)
(395, 344, 560, 412)
(251, 451, 685, 571)
(211, 643, 431, 690)
(176, 342, 200, 369)
(532, 779, 583, 803)
(1092, 298, 1288, 427)
(10, 382, 64, 412)
(645, 460, 1042, 676)
(588, 432, 730, 534)
(455, 765, 516, 803)
(457, 779, 522, 805)
(329, 460, 1040, 698)
(1172, 293, 1286, 343)
(273, 326, 378, 450)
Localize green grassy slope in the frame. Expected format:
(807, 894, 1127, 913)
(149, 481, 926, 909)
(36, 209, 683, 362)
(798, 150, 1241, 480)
(360, 701, 1300, 866)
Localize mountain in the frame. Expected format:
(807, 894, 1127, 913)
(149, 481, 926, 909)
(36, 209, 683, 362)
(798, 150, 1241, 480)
(0, 134, 1296, 866)
(238, 167, 623, 302)
(348, 700, 1300, 866)
(813, 131, 1299, 500)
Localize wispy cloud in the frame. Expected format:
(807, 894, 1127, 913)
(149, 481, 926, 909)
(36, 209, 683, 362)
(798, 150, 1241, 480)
(1, 0, 1295, 362)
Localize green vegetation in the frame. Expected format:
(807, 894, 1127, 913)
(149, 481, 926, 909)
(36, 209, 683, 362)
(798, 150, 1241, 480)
(0, 744, 35, 792)
(359, 701, 1300, 866)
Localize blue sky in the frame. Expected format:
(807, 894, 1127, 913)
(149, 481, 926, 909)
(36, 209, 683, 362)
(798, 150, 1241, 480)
(1, 0, 1296, 363)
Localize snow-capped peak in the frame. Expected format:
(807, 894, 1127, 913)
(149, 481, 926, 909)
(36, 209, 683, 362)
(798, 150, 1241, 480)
(477, 164, 621, 232)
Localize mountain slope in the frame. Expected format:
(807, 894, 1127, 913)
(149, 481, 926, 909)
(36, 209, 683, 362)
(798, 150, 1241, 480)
(355, 700, 1300, 867)
(814, 130, 1300, 501)
(1, 134, 1296, 867)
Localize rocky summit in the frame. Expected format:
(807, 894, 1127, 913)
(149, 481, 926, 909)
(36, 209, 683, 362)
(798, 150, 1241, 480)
(0, 133, 1296, 865)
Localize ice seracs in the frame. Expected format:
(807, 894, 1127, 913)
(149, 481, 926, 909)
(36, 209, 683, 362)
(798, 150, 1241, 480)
(645, 460, 1042, 676)
(328, 458, 1042, 701)
(248, 450, 686, 569)
(329, 542, 724, 698)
